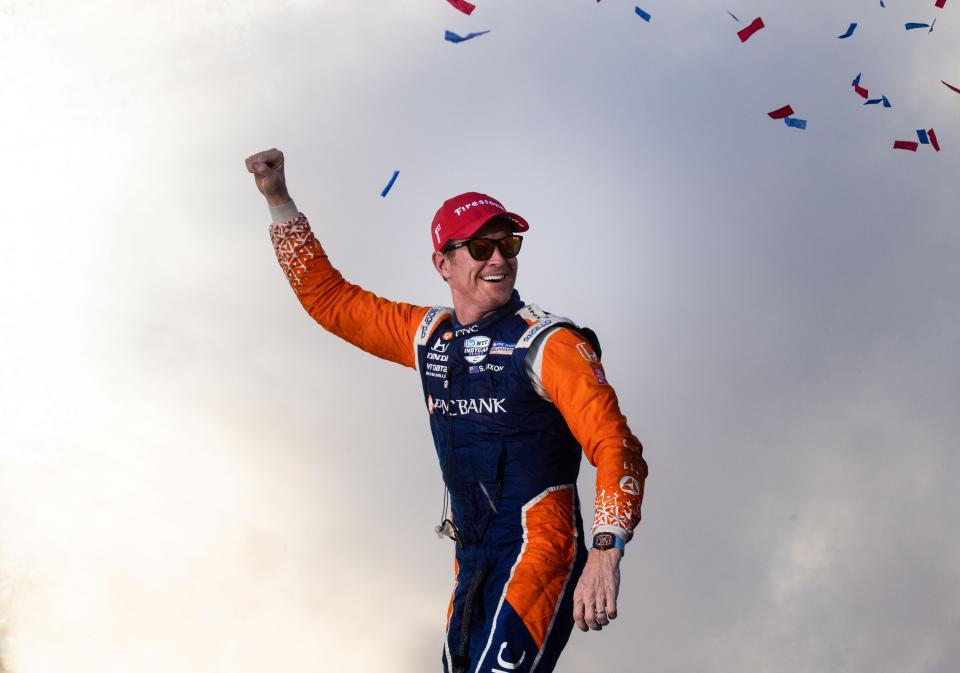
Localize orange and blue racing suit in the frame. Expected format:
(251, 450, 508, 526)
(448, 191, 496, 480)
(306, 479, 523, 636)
(270, 206, 647, 673)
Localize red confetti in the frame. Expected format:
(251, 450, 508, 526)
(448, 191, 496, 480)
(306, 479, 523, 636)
(768, 105, 795, 119)
(894, 141, 919, 151)
(447, 0, 476, 13)
(854, 84, 869, 99)
(928, 128, 941, 152)
(942, 80, 960, 94)
(935, 0, 946, 8)
(738, 17, 765, 42)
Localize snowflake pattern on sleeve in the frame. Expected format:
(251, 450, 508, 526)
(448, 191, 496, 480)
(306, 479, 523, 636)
(592, 487, 638, 535)
(269, 214, 321, 287)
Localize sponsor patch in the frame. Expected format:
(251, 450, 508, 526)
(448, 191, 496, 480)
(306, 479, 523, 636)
(463, 335, 491, 364)
(427, 397, 507, 416)
(442, 331, 454, 341)
(590, 365, 607, 385)
(489, 340, 515, 356)
(419, 307, 441, 340)
(620, 475, 641, 496)
(430, 337, 450, 353)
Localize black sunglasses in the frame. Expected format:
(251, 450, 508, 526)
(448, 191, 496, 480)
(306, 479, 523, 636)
(443, 235, 523, 261)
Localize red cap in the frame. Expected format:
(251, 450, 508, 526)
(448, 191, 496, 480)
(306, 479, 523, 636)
(430, 191, 529, 252)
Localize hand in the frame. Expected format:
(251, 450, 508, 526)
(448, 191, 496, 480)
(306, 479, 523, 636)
(244, 148, 292, 207)
(572, 548, 621, 632)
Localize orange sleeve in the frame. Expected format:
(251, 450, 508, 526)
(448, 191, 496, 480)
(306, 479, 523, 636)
(536, 327, 647, 540)
(270, 212, 430, 369)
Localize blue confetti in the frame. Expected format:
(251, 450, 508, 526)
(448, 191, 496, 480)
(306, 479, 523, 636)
(635, 6, 651, 21)
(445, 29, 491, 43)
(727, 11, 742, 23)
(882, 95, 891, 108)
(880, 0, 885, 6)
(838, 23, 857, 39)
(917, 129, 930, 145)
(380, 170, 399, 197)
(864, 98, 883, 105)
(905, 22, 930, 30)
(852, 72, 862, 86)
(784, 117, 808, 130)
(930, 18, 936, 33)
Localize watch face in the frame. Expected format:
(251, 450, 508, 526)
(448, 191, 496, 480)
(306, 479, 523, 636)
(593, 533, 615, 550)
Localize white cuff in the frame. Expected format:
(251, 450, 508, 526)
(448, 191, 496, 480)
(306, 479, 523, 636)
(269, 200, 299, 224)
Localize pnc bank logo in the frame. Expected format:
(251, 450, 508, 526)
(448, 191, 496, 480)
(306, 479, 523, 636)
(426, 395, 506, 416)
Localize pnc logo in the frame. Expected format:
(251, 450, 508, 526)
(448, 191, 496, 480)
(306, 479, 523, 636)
(426, 397, 506, 416)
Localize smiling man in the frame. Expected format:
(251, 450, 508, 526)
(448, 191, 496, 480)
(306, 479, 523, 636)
(246, 148, 648, 673)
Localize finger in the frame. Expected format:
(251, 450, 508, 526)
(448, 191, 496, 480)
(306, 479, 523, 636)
(244, 149, 282, 173)
(573, 600, 588, 632)
(605, 585, 618, 621)
(594, 608, 609, 628)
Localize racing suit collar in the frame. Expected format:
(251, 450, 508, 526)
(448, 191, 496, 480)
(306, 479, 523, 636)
(451, 290, 524, 334)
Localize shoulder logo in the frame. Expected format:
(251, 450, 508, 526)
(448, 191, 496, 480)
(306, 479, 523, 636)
(576, 341, 599, 363)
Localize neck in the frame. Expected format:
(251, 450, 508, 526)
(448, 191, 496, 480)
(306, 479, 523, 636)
(453, 304, 498, 326)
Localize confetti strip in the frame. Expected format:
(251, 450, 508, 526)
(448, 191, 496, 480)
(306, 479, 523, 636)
(905, 22, 930, 30)
(852, 72, 870, 99)
(917, 129, 930, 144)
(768, 104, 795, 119)
(727, 11, 742, 23)
(928, 128, 941, 152)
(446, 0, 476, 14)
(865, 98, 884, 105)
(444, 29, 490, 43)
(784, 117, 808, 129)
(380, 170, 399, 197)
(880, 0, 885, 6)
(930, 18, 937, 32)
(838, 23, 858, 39)
(935, 0, 946, 8)
(635, 6, 651, 21)
(893, 140, 919, 151)
(882, 95, 892, 108)
(942, 80, 960, 94)
(737, 17, 765, 42)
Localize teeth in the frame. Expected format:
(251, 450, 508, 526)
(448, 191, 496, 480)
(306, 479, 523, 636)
(481, 274, 505, 281)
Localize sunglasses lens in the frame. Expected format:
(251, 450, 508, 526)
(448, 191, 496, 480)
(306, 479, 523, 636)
(467, 239, 496, 260)
(498, 235, 522, 259)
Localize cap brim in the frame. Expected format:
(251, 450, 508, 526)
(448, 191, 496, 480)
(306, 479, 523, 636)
(451, 212, 529, 241)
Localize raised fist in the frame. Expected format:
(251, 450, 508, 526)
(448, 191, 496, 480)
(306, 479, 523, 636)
(245, 148, 291, 207)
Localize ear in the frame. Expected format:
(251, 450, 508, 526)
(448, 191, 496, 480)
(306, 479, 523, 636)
(432, 250, 451, 283)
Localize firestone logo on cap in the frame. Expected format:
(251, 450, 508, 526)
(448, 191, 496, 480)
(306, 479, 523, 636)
(431, 191, 529, 251)
(453, 198, 505, 217)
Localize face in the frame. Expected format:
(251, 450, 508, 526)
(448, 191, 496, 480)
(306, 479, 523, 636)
(432, 218, 519, 323)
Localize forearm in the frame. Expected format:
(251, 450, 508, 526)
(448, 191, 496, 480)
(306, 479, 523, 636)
(268, 202, 428, 368)
(535, 328, 647, 541)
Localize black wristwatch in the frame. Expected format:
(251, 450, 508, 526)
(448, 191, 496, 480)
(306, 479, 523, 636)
(592, 532, 625, 554)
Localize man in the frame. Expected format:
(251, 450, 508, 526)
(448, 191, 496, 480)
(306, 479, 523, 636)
(245, 148, 647, 673)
